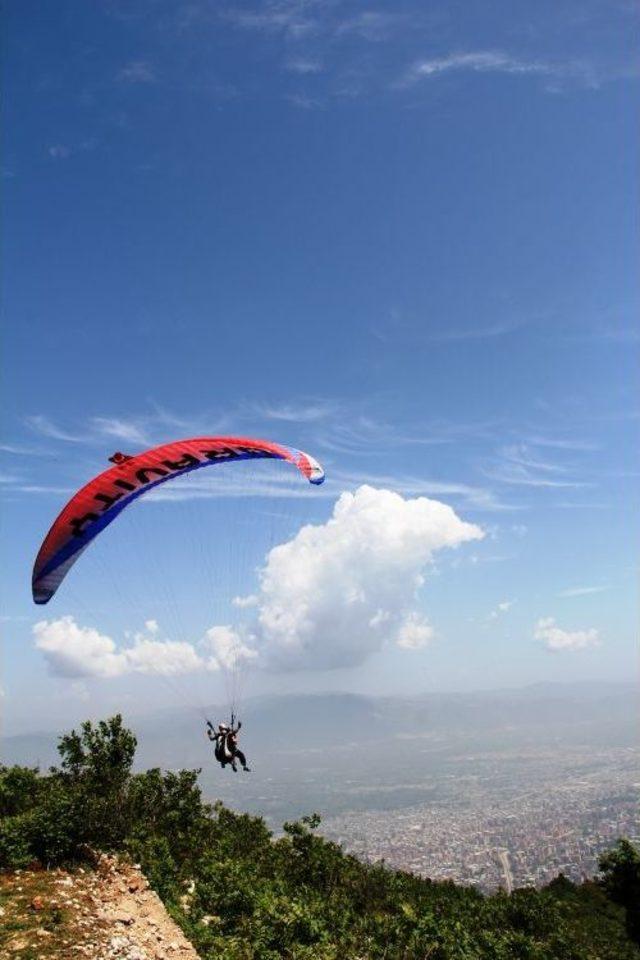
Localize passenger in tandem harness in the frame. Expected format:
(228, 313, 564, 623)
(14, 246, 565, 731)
(207, 717, 251, 772)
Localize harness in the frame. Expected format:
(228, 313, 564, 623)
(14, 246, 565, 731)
(213, 731, 234, 762)
(208, 717, 238, 764)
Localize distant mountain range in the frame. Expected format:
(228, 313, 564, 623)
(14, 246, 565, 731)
(3, 681, 636, 763)
(3, 681, 637, 824)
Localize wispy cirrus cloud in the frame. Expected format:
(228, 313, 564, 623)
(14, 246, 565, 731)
(499, 445, 569, 475)
(314, 412, 498, 457)
(483, 442, 592, 489)
(90, 417, 149, 447)
(12, 403, 579, 515)
(116, 60, 156, 84)
(286, 92, 324, 109)
(47, 139, 97, 162)
(398, 50, 596, 90)
(7, 484, 75, 495)
(0, 442, 44, 455)
(115, 465, 510, 514)
(427, 316, 526, 342)
(48, 144, 72, 160)
(223, 2, 319, 39)
(550, 500, 612, 510)
(484, 469, 587, 490)
(335, 11, 405, 42)
(26, 413, 150, 447)
(372, 303, 533, 345)
(24, 403, 294, 455)
(144, 465, 327, 502)
(246, 398, 339, 423)
(223, 2, 406, 46)
(102, 1, 632, 107)
(558, 585, 608, 598)
(525, 435, 599, 453)
(25, 415, 87, 443)
(25, 411, 171, 449)
(147, 403, 231, 436)
(330, 468, 515, 513)
(285, 58, 324, 74)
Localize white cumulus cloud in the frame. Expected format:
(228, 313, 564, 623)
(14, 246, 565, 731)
(34, 617, 127, 678)
(203, 625, 258, 671)
(250, 484, 482, 669)
(395, 613, 434, 650)
(232, 594, 259, 609)
(124, 637, 206, 676)
(34, 487, 483, 679)
(33, 617, 215, 678)
(534, 617, 600, 652)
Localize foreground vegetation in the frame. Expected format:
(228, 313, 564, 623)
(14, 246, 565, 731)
(1, 715, 639, 960)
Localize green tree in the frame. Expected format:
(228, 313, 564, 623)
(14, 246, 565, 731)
(55, 714, 137, 847)
(0, 765, 41, 816)
(599, 839, 640, 945)
(57, 714, 136, 790)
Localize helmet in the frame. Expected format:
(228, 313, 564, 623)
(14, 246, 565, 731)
(219, 722, 229, 730)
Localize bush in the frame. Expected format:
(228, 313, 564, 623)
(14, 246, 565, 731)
(599, 839, 640, 945)
(0, 765, 41, 817)
(0, 812, 34, 868)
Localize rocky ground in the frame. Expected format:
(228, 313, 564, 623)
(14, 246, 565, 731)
(0, 854, 199, 960)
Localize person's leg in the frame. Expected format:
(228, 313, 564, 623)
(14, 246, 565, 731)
(235, 749, 250, 771)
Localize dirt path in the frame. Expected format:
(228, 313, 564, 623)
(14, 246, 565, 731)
(0, 855, 200, 960)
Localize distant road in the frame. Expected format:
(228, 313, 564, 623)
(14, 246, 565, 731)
(498, 850, 513, 894)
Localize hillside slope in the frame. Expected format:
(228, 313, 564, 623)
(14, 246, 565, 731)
(0, 854, 199, 960)
(2, 714, 639, 960)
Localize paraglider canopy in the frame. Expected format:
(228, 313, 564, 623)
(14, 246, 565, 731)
(32, 435, 324, 605)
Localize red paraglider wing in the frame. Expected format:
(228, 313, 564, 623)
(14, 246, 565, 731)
(32, 436, 324, 605)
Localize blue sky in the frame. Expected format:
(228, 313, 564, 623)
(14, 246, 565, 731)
(2, 0, 638, 734)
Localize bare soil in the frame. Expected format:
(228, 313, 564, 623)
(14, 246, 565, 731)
(0, 855, 200, 960)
